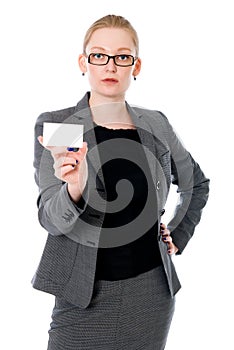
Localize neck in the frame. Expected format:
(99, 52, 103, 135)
(89, 90, 125, 107)
(89, 92, 135, 129)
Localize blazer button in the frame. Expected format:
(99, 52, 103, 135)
(156, 181, 160, 190)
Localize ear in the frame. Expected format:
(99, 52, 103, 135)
(132, 57, 141, 77)
(78, 54, 87, 74)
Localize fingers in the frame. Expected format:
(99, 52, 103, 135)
(60, 142, 88, 167)
(52, 142, 88, 159)
(167, 243, 179, 255)
(54, 159, 78, 178)
(54, 156, 78, 169)
(38, 137, 88, 163)
(160, 223, 179, 255)
(160, 223, 170, 240)
(160, 222, 166, 231)
(55, 164, 77, 179)
(37, 137, 88, 157)
(53, 142, 88, 182)
(37, 136, 89, 183)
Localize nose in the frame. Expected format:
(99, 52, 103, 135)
(105, 57, 117, 72)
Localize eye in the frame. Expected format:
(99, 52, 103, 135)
(92, 53, 104, 59)
(118, 55, 129, 61)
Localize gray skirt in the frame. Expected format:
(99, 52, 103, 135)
(48, 265, 175, 350)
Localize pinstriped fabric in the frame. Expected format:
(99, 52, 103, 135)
(47, 266, 175, 350)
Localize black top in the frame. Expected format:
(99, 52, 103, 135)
(94, 123, 162, 281)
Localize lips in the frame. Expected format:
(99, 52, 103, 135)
(102, 78, 119, 83)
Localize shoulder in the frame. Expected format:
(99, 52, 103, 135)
(35, 105, 78, 127)
(131, 104, 168, 123)
(129, 104, 182, 152)
(130, 104, 171, 134)
(35, 92, 90, 127)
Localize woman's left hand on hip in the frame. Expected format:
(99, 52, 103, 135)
(160, 223, 179, 255)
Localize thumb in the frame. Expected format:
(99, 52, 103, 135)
(37, 135, 43, 145)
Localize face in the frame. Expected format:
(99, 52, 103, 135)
(79, 27, 141, 104)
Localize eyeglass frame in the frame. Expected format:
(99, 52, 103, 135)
(87, 53, 137, 67)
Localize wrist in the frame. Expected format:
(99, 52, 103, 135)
(67, 182, 83, 202)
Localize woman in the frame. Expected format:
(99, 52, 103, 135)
(33, 15, 210, 350)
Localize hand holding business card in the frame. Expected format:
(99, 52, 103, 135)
(38, 122, 88, 199)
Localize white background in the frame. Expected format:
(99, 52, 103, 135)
(1, 0, 233, 349)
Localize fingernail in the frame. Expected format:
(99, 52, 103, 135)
(67, 147, 79, 152)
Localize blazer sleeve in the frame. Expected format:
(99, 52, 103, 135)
(34, 112, 89, 236)
(159, 113, 210, 254)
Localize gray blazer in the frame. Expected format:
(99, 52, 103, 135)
(32, 92, 210, 308)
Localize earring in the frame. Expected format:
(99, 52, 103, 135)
(133, 76, 136, 81)
(82, 72, 85, 76)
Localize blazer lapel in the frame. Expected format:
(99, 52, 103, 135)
(126, 102, 158, 189)
(126, 102, 170, 217)
(72, 93, 105, 185)
(71, 94, 107, 215)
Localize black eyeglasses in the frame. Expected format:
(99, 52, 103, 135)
(88, 53, 136, 67)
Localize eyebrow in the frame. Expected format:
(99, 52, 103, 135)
(90, 46, 132, 53)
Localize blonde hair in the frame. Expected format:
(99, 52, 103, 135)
(83, 15, 139, 57)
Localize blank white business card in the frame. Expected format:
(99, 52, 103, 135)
(43, 122, 84, 147)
